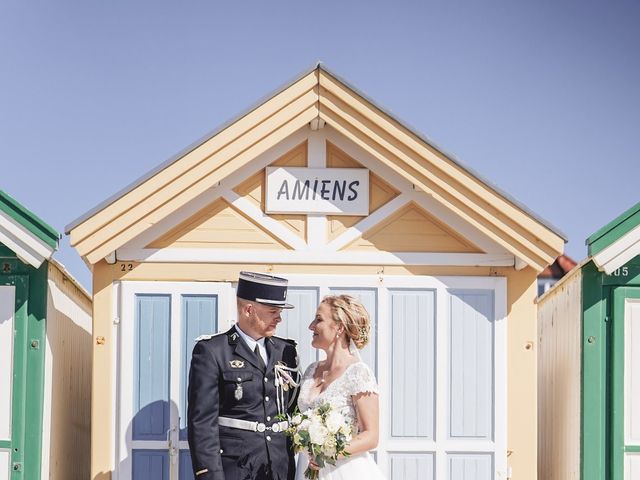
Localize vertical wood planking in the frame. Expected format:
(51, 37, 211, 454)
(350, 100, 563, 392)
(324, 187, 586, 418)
(449, 290, 493, 439)
(329, 288, 377, 373)
(389, 453, 434, 480)
(181, 295, 217, 440)
(0, 286, 14, 441)
(448, 453, 493, 480)
(134, 295, 171, 440)
(280, 288, 320, 372)
(626, 300, 640, 445)
(179, 450, 195, 480)
(389, 289, 435, 438)
(132, 449, 170, 480)
(537, 270, 582, 479)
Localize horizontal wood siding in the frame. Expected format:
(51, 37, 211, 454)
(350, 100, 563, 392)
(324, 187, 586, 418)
(44, 261, 92, 480)
(537, 268, 582, 480)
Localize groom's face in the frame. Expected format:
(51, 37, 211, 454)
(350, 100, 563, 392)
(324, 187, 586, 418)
(239, 301, 283, 339)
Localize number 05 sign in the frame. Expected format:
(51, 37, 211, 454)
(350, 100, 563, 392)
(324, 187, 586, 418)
(265, 167, 369, 215)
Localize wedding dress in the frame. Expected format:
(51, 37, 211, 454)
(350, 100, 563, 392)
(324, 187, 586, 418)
(295, 361, 386, 480)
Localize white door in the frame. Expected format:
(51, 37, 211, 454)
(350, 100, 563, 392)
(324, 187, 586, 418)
(0, 286, 15, 480)
(279, 274, 507, 480)
(117, 281, 234, 480)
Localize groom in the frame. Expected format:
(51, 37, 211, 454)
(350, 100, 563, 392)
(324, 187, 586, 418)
(188, 271, 300, 480)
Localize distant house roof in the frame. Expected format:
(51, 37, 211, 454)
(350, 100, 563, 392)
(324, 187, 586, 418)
(65, 63, 566, 271)
(0, 190, 60, 267)
(587, 201, 640, 274)
(538, 254, 577, 279)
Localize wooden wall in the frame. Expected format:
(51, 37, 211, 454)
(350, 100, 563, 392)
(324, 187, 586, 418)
(537, 268, 582, 480)
(43, 260, 92, 480)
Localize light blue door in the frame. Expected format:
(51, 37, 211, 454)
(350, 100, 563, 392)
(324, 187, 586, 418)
(123, 283, 225, 480)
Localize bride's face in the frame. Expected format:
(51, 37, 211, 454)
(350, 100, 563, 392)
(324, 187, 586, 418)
(309, 302, 341, 350)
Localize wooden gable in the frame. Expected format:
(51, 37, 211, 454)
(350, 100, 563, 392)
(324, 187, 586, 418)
(66, 65, 564, 271)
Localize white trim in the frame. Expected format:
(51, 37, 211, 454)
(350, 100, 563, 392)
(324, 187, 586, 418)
(593, 223, 640, 275)
(0, 286, 15, 441)
(41, 327, 52, 480)
(115, 247, 515, 267)
(0, 210, 56, 268)
(325, 193, 411, 251)
(324, 128, 507, 255)
(307, 129, 326, 168)
(222, 189, 308, 250)
(116, 281, 233, 480)
(625, 298, 640, 446)
(306, 131, 328, 247)
(122, 128, 310, 251)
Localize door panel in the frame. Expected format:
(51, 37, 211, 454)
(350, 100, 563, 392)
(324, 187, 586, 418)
(0, 286, 15, 442)
(133, 295, 171, 441)
(448, 453, 493, 480)
(613, 288, 640, 480)
(389, 453, 434, 479)
(132, 450, 170, 480)
(449, 291, 494, 440)
(178, 450, 194, 480)
(280, 288, 320, 372)
(180, 296, 217, 440)
(329, 288, 378, 373)
(389, 289, 435, 439)
(120, 282, 230, 480)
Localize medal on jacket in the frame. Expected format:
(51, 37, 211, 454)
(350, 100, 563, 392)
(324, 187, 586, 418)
(234, 377, 243, 401)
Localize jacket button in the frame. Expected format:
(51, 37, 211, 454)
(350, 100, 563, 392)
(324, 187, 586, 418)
(266, 416, 271, 421)
(266, 436, 271, 441)
(265, 396, 270, 402)
(264, 377, 268, 382)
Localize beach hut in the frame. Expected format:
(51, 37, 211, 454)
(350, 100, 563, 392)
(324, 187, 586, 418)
(538, 201, 640, 480)
(0, 190, 92, 480)
(66, 64, 565, 480)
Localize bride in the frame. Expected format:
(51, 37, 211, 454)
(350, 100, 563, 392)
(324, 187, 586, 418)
(295, 295, 385, 480)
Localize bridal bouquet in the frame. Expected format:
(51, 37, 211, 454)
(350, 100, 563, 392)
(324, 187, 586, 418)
(283, 403, 355, 479)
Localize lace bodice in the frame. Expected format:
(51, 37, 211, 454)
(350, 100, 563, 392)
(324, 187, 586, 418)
(297, 361, 379, 426)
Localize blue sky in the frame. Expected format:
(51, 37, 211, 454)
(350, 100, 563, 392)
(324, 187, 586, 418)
(2, 0, 639, 291)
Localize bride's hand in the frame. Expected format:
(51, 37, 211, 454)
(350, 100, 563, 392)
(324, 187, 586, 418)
(307, 457, 320, 470)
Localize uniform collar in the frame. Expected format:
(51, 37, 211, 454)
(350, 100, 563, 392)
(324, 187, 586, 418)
(234, 324, 266, 352)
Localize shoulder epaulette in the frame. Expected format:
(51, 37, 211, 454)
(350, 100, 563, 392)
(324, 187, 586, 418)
(272, 335, 297, 346)
(195, 332, 222, 342)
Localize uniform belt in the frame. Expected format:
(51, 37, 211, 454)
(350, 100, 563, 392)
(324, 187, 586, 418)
(218, 416, 289, 433)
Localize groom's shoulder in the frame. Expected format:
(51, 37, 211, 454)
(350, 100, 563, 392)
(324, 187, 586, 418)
(271, 335, 297, 347)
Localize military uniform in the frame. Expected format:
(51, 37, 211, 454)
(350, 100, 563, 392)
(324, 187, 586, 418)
(187, 271, 300, 480)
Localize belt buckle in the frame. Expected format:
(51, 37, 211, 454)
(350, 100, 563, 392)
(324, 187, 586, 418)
(271, 423, 281, 433)
(256, 423, 266, 433)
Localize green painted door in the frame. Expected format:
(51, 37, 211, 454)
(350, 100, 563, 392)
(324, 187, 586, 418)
(612, 287, 640, 479)
(0, 276, 28, 480)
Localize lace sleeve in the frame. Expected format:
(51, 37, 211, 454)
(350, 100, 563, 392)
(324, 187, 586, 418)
(301, 361, 318, 380)
(345, 362, 379, 396)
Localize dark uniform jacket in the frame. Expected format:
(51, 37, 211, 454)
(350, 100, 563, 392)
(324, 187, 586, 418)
(188, 326, 299, 480)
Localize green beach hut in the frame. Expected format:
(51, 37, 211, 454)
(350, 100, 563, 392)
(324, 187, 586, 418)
(538, 201, 640, 480)
(0, 190, 92, 480)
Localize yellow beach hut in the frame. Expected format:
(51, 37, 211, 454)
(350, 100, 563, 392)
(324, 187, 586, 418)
(66, 64, 564, 480)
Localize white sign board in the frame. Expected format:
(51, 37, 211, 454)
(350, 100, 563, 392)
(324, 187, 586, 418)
(265, 167, 369, 215)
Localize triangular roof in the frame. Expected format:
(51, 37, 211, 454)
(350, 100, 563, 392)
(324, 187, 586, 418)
(0, 190, 59, 267)
(65, 64, 565, 271)
(587, 201, 640, 274)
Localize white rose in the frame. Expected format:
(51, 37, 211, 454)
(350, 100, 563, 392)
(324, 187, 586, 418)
(322, 436, 337, 457)
(325, 410, 345, 434)
(308, 420, 329, 445)
(291, 414, 303, 426)
(299, 419, 311, 431)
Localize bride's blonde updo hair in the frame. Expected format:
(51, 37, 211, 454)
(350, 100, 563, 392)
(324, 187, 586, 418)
(321, 294, 371, 349)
